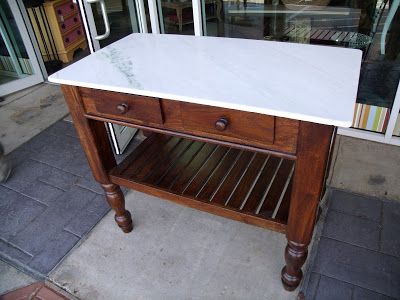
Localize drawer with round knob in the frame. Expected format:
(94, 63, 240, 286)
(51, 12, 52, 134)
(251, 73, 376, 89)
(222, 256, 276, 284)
(79, 88, 164, 125)
(63, 26, 84, 48)
(59, 14, 81, 34)
(55, 0, 77, 21)
(180, 102, 275, 146)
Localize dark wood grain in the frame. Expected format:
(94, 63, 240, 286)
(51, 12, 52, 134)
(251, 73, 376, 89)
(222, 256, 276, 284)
(60, 86, 336, 292)
(78, 87, 299, 154)
(80, 87, 164, 125)
(110, 133, 294, 233)
(180, 102, 275, 144)
(61, 85, 133, 233)
(281, 121, 334, 291)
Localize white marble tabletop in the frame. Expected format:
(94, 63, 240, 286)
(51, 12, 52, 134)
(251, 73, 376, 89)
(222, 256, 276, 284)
(49, 33, 362, 127)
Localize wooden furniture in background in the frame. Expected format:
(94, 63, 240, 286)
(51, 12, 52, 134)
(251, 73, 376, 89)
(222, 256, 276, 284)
(61, 85, 334, 291)
(162, 0, 222, 32)
(27, 0, 86, 63)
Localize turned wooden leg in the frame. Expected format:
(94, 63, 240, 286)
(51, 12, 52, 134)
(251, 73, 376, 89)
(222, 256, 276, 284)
(61, 86, 134, 234)
(281, 241, 307, 291)
(281, 122, 334, 291)
(102, 184, 133, 233)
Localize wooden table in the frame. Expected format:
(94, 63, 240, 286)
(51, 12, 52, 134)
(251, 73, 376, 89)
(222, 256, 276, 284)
(49, 34, 362, 291)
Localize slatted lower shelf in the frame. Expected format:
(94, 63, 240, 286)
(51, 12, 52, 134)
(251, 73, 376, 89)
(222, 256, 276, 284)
(110, 133, 295, 233)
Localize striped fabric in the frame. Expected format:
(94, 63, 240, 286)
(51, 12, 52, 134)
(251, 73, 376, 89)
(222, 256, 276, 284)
(352, 103, 391, 133)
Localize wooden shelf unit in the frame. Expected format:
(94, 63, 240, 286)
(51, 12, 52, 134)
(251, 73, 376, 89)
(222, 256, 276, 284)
(110, 133, 295, 233)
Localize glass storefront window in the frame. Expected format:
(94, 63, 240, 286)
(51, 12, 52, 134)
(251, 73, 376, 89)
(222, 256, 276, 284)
(157, 0, 195, 34)
(393, 110, 400, 136)
(0, 0, 33, 81)
(202, 0, 400, 134)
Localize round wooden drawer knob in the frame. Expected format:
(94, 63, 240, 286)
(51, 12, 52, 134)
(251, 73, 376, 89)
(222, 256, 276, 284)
(215, 118, 228, 131)
(117, 103, 129, 114)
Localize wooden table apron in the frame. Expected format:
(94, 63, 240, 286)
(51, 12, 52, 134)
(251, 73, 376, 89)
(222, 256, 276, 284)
(61, 85, 335, 291)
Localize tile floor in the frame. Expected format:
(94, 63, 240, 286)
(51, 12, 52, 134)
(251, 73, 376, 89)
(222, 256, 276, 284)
(0, 120, 139, 277)
(304, 189, 400, 300)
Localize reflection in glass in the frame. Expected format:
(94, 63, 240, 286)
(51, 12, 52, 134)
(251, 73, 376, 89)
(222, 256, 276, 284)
(91, 0, 142, 48)
(394, 110, 400, 136)
(157, 0, 195, 34)
(203, 0, 400, 134)
(0, 0, 33, 84)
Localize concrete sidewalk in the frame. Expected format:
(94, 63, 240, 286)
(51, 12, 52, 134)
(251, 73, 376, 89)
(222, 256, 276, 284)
(49, 190, 294, 300)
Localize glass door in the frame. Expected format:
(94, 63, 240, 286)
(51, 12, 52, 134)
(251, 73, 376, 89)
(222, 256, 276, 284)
(77, 0, 149, 153)
(198, 0, 400, 145)
(78, 0, 198, 152)
(0, 0, 43, 97)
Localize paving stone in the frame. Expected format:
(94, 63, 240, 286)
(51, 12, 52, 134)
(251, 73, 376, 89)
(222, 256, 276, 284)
(46, 120, 78, 139)
(75, 174, 103, 194)
(304, 272, 320, 300)
(313, 237, 400, 299)
(322, 210, 380, 250)
(37, 167, 79, 191)
(329, 190, 382, 222)
(381, 200, 400, 257)
(9, 186, 97, 255)
(353, 286, 398, 300)
(19, 130, 57, 153)
(2, 159, 65, 205)
(314, 275, 353, 300)
(61, 153, 91, 177)
(0, 259, 36, 295)
(0, 186, 46, 240)
(6, 147, 33, 167)
(20, 181, 64, 205)
(27, 230, 80, 275)
(0, 239, 32, 265)
(30, 135, 83, 171)
(64, 194, 110, 237)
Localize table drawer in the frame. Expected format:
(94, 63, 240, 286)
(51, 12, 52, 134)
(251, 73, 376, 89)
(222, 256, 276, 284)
(63, 26, 84, 48)
(180, 102, 275, 145)
(59, 14, 81, 34)
(55, 0, 78, 21)
(80, 88, 164, 125)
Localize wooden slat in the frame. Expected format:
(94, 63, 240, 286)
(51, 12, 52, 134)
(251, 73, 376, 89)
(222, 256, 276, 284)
(226, 153, 268, 210)
(140, 139, 193, 184)
(241, 156, 282, 214)
(309, 28, 318, 36)
(168, 143, 217, 192)
(211, 151, 255, 206)
(110, 174, 287, 233)
(155, 142, 204, 188)
(196, 148, 241, 200)
(343, 31, 356, 43)
(337, 31, 349, 42)
(182, 146, 229, 197)
(112, 134, 169, 175)
(284, 25, 295, 35)
(124, 136, 180, 179)
(329, 31, 341, 41)
(322, 30, 336, 41)
(258, 160, 295, 218)
(311, 29, 323, 39)
(111, 134, 295, 233)
(316, 30, 329, 39)
(274, 180, 293, 224)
